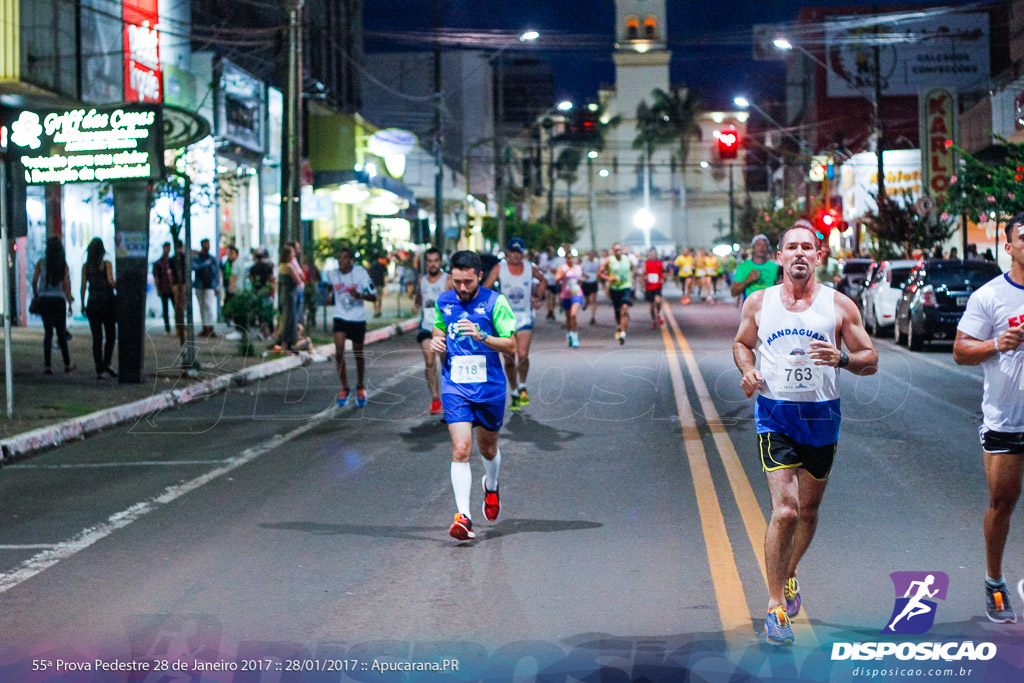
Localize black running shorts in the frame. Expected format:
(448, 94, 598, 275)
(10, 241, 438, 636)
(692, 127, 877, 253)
(980, 426, 1024, 454)
(333, 318, 367, 344)
(609, 287, 633, 309)
(416, 330, 433, 344)
(581, 281, 598, 297)
(758, 431, 837, 481)
(644, 288, 662, 303)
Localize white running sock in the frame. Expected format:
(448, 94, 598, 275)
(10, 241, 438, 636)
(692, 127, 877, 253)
(481, 449, 501, 491)
(450, 462, 472, 518)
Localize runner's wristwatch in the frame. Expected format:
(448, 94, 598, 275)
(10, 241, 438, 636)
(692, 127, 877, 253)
(838, 350, 849, 368)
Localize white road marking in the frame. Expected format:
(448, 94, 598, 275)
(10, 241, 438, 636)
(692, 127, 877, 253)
(0, 408, 334, 594)
(0, 545, 58, 550)
(8, 461, 229, 469)
(0, 365, 417, 594)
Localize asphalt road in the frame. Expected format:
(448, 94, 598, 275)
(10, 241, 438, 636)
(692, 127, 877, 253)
(1, 287, 1022, 682)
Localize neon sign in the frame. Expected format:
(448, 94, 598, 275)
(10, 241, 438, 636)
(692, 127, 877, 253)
(9, 105, 163, 184)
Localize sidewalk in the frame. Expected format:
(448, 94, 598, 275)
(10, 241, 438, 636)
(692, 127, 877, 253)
(0, 286, 423, 451)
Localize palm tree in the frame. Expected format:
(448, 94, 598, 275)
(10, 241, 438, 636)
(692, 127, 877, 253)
(634, 86, 703, 190)
(556, 147, 582, 217)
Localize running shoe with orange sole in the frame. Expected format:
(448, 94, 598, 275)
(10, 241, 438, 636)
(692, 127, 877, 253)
(449, 513, 476, 540)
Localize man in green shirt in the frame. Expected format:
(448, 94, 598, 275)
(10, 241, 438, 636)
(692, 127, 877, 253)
(600, 242, 635, 345)
(731, 235, 779, 300)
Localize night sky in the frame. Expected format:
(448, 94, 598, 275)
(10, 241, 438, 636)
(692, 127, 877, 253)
(364, 0, 969, 108)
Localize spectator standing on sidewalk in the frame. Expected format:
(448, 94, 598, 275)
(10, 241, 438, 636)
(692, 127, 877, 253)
(276, 244, 305, 353)
(369, 256, 388, 318)
(31, 236, 75, 374)
(297, 241, 321, 330)
(81, 237, 118, 379)
(248, 246, 276, 338)
(222, 245, 239, 314)
(152, 242, 174, 334)
(170, 239, 187, 345)
(193, 238, 221, 337)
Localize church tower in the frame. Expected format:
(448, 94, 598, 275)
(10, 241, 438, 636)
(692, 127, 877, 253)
(612, 0, 671, 118)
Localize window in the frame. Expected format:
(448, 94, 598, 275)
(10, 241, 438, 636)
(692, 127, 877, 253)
(626, 16, 639, 40)
(644, 16, 658, 40)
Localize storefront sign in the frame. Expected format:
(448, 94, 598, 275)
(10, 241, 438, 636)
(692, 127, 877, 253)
(124, 0, 162, 103)
(841, 149, 922, 219)
(218, 59, 264, 153)
(920, 88, 956, 203)
(8, 105, 163, 184)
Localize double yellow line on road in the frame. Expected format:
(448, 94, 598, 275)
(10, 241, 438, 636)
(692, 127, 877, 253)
(659, 301, 819, 648)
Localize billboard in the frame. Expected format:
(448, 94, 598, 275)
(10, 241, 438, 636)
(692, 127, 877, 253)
(841, 149, 922, 220)
(920, 88, 957, 204)
(82, 0, 123, 104)
(218, 59, 265, 153)
(8, 105, 164, 184)
(826, 12, 989, 98)
(123, 0, 162, 103)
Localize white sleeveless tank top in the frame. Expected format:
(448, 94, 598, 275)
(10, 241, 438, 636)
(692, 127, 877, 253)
(499, 260, 536, 330)
(757, 285, 839, 403)
(418, 273, 448, 331)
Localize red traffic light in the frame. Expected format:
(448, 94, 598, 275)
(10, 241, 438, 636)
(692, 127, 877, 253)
(717, 131, 739, 160)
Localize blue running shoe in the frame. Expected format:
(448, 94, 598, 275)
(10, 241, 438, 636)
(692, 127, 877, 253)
(785, 576, 801, 618)
(336, 388, 349, 407)
(764, 606, 794, 645)
(986, 581, 1016, 623)
(356, 386, 367, 408)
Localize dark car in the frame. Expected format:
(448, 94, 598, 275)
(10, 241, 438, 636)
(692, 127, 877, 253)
(838, 258, 875, 303)
(894, 259, 1003, 350)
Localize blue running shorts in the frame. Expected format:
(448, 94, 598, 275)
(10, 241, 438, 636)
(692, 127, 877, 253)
(442, 393, 505, 432)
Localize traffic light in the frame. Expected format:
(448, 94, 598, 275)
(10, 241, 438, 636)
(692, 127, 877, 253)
(717, 130, 739, 160)
(816, 207, 844, 238)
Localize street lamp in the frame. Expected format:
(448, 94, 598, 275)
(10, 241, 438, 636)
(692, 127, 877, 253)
(557, 101, 573, 112)
(773, 34, 886, 238)
(494, 30, 540, 251)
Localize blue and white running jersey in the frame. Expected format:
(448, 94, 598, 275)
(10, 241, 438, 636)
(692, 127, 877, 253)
(434, 287, 516, 402)
(755, 285, 841, 446)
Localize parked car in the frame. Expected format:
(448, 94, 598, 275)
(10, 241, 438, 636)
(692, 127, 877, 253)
(839, 258, 875, 304)
(862, 259, 918, 337)
(895, 259, 1003, 350)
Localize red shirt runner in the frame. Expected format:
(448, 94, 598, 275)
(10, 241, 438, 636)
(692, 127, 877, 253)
(645, 260, 664, 291)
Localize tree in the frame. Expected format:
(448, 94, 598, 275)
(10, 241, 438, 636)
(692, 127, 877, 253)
(736, 196, 806, 245)
(634, 86, 703, 190)
(943, 137, 1024, 251)
(556, 147, 582, 215)
(482, 206, 581, 252)
(862, 189, 957, 257)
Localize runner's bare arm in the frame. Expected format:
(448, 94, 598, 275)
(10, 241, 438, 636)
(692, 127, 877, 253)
(954, 326, 1024, 365)
(483, 264, 500, 289)
(831, 294, 878, 375)
(733, 289, 765, 396)
(429, 327, 447, 354)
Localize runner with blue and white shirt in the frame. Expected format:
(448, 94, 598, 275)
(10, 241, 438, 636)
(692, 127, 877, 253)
(954, 210, 1024, 624)
(498, 237, 546, 411)
(431, 251, 517, 541)
(414, 247, 451, 416)
(734, 222, 877, 646)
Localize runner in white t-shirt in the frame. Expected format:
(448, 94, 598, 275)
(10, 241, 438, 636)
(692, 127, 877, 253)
(322, 246, 377, 408)
(497, 237, 545, 411)
(954, 212, 1024, 624)
(413, 247, 451, 416)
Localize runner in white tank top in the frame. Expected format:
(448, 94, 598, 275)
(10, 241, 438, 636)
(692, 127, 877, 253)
(413, 248, 451, 416)
(498, 238, 546, 411)
(733, 222, 877, 646)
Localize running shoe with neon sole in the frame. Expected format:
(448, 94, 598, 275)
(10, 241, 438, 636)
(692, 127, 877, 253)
(986, 582, 1017, 623)
(481, 475, 500, 522)
(519, 388, 530, 407)
(509, 394, 521, 412)
(356, 387, 367, 408)
(336, 388, 349, 407)
(449, 513, 476, 540)
(615, 330, 621, 343)
(430, 397, 443, 415)
(764, 606, 795, 645)
(619, 331, 626, 345)
(785, 576, 802, 618)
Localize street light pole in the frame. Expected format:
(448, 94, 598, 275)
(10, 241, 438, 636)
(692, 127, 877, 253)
(495, 54, 506, 251)
(433, 0, 444, 249)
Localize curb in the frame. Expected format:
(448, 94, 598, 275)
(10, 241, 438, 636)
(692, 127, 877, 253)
(0, 318, 421, 463)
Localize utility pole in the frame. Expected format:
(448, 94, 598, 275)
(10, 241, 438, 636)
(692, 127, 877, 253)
(587, 155, 597, 252)
(728, 162, 735, 246)
(433, 0, 444, 248)
(281, 0, 304, 247)
(873, 43, 886, 237)
(1, 158, 11, 417)
(494, 55, 506, 251)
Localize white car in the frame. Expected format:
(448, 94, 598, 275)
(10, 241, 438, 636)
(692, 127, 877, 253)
(861, 259, 918, 337)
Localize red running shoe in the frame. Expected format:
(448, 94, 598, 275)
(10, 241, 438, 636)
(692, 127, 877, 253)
(449, 513, 476, 540)
(481, 475, 500, 522)
(430, 397, 442, 415)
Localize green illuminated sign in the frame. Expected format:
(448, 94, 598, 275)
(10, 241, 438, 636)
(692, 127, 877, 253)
(9, 104, 163, 184)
